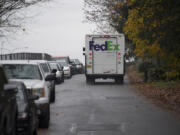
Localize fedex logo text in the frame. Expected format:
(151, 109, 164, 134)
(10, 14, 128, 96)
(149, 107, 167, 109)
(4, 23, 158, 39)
(89, 41, 119, 51)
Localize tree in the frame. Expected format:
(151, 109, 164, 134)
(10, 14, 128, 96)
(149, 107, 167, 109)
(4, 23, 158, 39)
(84, 0, 128, 33)
(124, 0, 180, 80)
(0, 0, 50, 36)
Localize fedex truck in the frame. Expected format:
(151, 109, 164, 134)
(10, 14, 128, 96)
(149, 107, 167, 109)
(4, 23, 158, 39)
(83, 34, 125, 84)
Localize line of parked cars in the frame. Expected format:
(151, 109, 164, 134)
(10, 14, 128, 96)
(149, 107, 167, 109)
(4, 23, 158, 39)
(0, 57, 83, 135)
(52, 56, 84, 76)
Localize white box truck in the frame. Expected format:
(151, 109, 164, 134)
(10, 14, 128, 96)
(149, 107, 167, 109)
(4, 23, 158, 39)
(83, 34, 125, 83)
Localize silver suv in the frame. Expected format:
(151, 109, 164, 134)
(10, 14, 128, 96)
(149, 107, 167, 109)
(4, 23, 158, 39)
(0, 60, 55, 128)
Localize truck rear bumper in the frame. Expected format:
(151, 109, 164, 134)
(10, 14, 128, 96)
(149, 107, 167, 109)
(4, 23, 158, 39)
(86, 74, 124, 79)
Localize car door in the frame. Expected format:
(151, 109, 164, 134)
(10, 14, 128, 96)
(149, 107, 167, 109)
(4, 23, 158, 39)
(39, 63, 54, 91)
(25, 84, 38, 130)
(38, 64, 52, 98)
(0, 88, 6, 132)
(0, 66, 16, 134)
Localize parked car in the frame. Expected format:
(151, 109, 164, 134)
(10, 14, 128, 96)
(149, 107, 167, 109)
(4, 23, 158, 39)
(56, 62, 64, 82)
(52, 56, 71, 65)
(10, 81, 39, 135)
(53, 56, 72, 78)
(0, 65, 18, 135)
(47, 61, 64, 83)
(0, 60, 55, 128)
(35, 60, 56, 103)
(69, 60, 77, 75)
(56, 60, 71, 78)
(71, 59, 84, 74)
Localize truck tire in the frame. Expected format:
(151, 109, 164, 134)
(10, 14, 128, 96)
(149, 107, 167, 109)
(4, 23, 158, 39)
(39, 104, 50, 128)
(86, 76, 95, 84)
(115, 76, 124, 84)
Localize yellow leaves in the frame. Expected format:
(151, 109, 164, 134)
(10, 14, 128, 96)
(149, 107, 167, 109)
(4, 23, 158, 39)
(127, 0, 136, 6)
(123, 0, 180, 79)
(134, 40, 165, 61)
(115, 2, 124, 8)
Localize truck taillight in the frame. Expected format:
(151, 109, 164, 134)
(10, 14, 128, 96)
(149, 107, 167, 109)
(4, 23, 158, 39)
(99, 35, 111, 38)
(89, 52, 92, 56)
(104, 35, 110, 38)
(118, 53, 121, 55)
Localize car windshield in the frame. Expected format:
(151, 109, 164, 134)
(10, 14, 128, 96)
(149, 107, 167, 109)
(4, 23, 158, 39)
(49, 63, 59, 70)
(73, 59, 81, 64)
(40, 63, 50, 73)
(57, 60, 68, 66)
(3, 64, 42, 80)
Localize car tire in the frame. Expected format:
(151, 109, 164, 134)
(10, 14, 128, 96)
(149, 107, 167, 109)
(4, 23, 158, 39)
(39, 104, 50, 128)
(2, 123, 6, 135)
(62, 75, 64, 82)
(10, 111, 17, 135)
(33, 129, 38, 135)
(55, 78, 61, 84)
(50, 87, 55, 103)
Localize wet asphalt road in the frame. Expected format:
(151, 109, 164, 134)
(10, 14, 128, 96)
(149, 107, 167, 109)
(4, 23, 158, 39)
(38, 74, 180, 135)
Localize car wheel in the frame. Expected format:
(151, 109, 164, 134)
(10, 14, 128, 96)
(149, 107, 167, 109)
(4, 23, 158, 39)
(62, 76, 64, 82)
(10, 112, 17, 135)
(33, 129, 38, 135)
(39, 104, 50, 128)
(1, 123, 6, 135)
(50, 87, 55, 103)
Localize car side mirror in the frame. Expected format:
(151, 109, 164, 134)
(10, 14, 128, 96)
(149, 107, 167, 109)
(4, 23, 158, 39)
(29, 95, 39, 101)
(51, 69, 57, 73)
(4, 84, 18, 94)
(45, 73, 55, 81)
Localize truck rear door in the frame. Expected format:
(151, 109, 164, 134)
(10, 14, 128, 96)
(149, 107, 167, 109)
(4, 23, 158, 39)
(92, 37, 117, 74)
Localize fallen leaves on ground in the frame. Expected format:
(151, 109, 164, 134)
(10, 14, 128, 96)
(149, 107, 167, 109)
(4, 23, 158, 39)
(127, 72, 180, 114)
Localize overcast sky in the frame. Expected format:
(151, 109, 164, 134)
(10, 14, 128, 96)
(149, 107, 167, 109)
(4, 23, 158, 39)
(2, 0, 96, 63)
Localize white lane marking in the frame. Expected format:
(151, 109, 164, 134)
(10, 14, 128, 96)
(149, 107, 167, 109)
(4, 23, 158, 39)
(88, 109, 95, 124)
(70, 123, 78, 134)
(119, 122, 127, 132)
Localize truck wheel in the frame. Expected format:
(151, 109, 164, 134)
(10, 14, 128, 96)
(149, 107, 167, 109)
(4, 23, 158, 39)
(39, 104, 50, 128)
(86, 77, 95, 84)
(115, 76, 124, 84)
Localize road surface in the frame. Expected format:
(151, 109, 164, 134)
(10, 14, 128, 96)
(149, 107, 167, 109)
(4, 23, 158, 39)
(38, 74, 180, 135)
